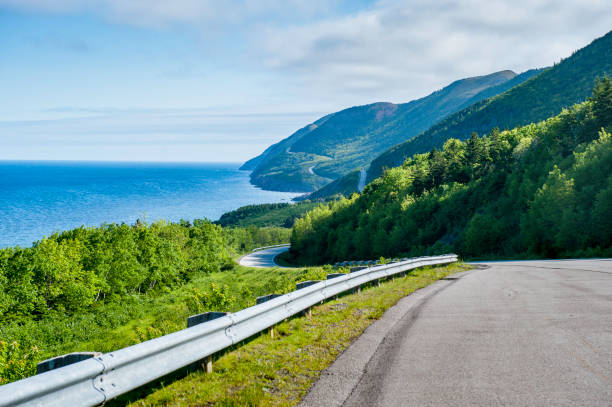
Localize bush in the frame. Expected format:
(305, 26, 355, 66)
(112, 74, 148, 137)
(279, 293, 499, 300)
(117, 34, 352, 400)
(0, 341, 39, 385)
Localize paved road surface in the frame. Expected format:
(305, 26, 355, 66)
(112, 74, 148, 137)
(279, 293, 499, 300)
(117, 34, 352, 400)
(238, 246, 290, 268)
(300, 259, 612, 406)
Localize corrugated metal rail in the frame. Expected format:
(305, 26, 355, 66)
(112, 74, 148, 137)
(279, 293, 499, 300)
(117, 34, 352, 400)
(0, 254, 458, 407)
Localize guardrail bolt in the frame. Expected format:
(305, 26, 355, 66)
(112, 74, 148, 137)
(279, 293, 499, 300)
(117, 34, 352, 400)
(36, 352, 101, 374)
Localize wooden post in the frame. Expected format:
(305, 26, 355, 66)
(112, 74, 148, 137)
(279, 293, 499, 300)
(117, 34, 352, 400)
(270, 326, 275, 339)
(203, 355, 213, 373)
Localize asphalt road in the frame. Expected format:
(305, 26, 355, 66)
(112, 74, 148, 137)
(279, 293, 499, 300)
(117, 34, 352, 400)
(300, 259, 612, 406)
(237, 245, 290, 268)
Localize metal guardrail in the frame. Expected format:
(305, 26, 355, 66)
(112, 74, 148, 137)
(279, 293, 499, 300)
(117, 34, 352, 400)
(0, 254, 458, 407)
(250, 243, 290, 252)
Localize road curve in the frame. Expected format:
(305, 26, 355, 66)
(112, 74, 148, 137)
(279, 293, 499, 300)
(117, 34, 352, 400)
(300, 259, 612, 407)
(238, 246, 290, 268)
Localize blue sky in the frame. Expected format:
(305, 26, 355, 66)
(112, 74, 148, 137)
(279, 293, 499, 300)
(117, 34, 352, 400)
(1, 0, 611, 162)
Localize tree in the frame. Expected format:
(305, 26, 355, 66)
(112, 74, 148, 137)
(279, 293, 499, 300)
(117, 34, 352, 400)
(521, 167, 576, 256)
(590, 76, 612, 127)
(32, 237, 98, 312)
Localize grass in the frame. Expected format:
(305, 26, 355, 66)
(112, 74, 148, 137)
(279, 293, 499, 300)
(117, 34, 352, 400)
(120, 262, 470, 406)
(0, 264, 333, 374)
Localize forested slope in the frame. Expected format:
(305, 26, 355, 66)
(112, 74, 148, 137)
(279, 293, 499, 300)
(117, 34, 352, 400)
(243, 70, 533, 192)
(288, 79, 612, 264)
(367, 31, 612, 182)
(0, 219, 293, 383)
(0, 220, 289, 320)
(215, 202, 319, 228)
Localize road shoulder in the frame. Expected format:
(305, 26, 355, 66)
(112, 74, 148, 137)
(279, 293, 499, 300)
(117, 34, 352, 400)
(298, 267, 479, 407)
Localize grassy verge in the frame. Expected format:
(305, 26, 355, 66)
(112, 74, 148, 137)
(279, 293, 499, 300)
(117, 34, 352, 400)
(0, 264, 332, 378)
(123, 262, 470, 406)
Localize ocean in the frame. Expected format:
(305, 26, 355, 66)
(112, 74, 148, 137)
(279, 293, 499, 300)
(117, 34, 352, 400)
(0, 161, 300, 248)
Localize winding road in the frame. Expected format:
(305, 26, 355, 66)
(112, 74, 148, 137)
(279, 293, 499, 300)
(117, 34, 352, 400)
(238, 245, 290, 268)
(308, 164, 334, 184)
(300, 259, 612, 406)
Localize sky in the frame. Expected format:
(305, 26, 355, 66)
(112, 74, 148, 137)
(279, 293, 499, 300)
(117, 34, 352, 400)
(1, 0, 611, 163)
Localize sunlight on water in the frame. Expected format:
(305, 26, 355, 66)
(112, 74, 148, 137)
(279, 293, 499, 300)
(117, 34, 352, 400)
(0, 161, 300, 247)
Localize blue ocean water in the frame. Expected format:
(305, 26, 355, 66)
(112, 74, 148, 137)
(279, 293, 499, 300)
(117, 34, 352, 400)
(0, 161, 300, 248)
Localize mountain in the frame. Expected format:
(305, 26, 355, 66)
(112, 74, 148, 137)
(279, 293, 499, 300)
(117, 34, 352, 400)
(242, 69, 533, 192)
(288, 78, 612, 264)
(366, 31, 612, 183)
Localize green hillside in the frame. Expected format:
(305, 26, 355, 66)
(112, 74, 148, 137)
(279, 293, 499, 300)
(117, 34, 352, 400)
(215, 202, 319, 228)
(0, 220, 292, 383)
(367, 31, 612, 183)
(295, 170, 362, 201)
(287, 79, 612, 264)
(243, 70, 538, 192)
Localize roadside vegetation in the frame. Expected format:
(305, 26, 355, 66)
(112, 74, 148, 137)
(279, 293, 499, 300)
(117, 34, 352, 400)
(117, 262, 468, 406)
(215, 202, 319, 228)
(289, 78, 612, 264)
(0, 220, 292, 383)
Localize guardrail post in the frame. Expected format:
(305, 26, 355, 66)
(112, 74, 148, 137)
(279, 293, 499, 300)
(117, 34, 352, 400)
(256, 294, 283, 338)
(296, 281, 322, 317)
(327, 273, 346, 299)
(187, 311, 229, 328)
(36, 352, 101, 374)
(349, 267, 367, 293)
(186, 312, 229, 373)
(0, 255, 458, 406)
(296, 280, 321, 290)
(256, 294, 282, 305)
(205, 355, 213, 373)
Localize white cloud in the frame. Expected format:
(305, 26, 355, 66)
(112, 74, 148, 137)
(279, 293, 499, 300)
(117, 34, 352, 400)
(4, 0, 610, 104)
(2, 0, 611, 159)
(256, 0, 612, 102)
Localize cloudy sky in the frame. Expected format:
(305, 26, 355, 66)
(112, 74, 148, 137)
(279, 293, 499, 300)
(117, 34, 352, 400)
(1, 0, 611, 162)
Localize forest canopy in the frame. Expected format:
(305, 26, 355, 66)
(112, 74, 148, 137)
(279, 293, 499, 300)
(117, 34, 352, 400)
(0, 220, 289, 321)
(288, 78, 612, 264)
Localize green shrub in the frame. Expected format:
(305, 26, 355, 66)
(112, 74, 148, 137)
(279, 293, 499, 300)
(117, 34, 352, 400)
(0, 341, 39, 385)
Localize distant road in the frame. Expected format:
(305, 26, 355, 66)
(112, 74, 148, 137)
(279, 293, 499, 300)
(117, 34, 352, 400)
(308, 164, 334, 183)
(238, 245, 290, 268)
(301, 259, 612, 406)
